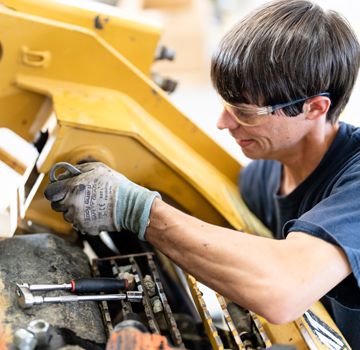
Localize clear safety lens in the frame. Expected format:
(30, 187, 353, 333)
(222, 102, 271, 127)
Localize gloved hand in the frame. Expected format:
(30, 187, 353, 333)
(44, 162, 161, 240)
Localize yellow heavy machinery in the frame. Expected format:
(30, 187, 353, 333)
(0, 0, 351, 349)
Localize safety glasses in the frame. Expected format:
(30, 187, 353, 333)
(221, 92, 330, 127)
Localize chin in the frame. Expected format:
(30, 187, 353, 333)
(241, 149, 262, 160)
(241, 148, 273, 161)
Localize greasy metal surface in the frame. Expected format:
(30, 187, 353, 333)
(130, 257, 161, 335)
(248, 311, 272, 348)
(108, 259, 134, 322)
(92, 262, 113, 338)
(94, 253, 185, 348)
(0, 234, 106, 348)
(27, 319, 51, 347)
(147, 256, 183, 347)
(216, 294, 245, 349)
(186, 275, 224, 350)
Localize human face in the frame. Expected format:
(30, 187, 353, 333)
(217, 93, 330, 160)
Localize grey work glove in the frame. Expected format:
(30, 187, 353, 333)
(44, 162, 161, 240)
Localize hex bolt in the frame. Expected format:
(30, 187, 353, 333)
(151, 296, 163, 314)
(13, 328, 37, 350)
(143, 275, 156, 297)
(27, 319, 51, 346)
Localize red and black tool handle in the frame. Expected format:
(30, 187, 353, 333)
(70, 278, 128, 293)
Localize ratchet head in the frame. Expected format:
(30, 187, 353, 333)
(16, 284, 42, 309)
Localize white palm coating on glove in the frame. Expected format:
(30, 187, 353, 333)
(44, 162, 161, 240)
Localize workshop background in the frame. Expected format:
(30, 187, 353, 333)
(106, 0, 360, 165)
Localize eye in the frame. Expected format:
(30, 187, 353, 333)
(232, 107, 256, 119)
(233, 111, 253, 122)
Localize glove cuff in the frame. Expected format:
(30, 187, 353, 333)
(137, 192, 161, 241)
(115, 185, 161, 241)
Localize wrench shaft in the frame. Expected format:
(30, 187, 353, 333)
(43, 294, 127, 303)
(29, 292, 143, 307)
(30, 283, 72, 291)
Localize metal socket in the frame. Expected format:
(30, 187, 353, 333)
(27, 319, 51, 346)
(14, 328, 37, 350)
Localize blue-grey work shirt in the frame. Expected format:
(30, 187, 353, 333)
(239, 122, 360, 348)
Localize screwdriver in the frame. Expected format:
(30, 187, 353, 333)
(19, 278, 129, 294)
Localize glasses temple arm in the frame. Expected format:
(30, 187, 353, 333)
(270, 93, 331, 113)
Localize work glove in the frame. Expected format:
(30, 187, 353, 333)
(44, 162, 161, 240)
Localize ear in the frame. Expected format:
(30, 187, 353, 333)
(303, 96, 331, 120)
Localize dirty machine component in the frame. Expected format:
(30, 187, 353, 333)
(94, 252, 187, 348)
(27, 319, 51, 347)
(0, 234, 107, 349)
(13, 328, 37, 350)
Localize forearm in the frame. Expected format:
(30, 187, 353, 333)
(145, 198, 285, 317)
(145, 199, 351, 323)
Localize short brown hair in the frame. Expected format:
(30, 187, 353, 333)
(211, 0, 360, 122)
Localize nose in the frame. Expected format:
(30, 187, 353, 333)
(216, 108, 239, 130)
